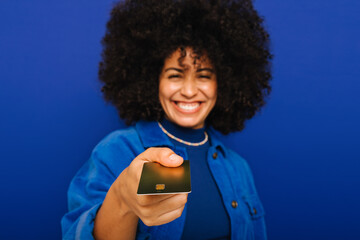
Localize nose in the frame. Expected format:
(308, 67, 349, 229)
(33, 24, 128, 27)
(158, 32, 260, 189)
(180, 77, 198, 98)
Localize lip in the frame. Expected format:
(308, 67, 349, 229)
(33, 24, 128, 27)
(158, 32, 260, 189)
(172, 101, 203, 113)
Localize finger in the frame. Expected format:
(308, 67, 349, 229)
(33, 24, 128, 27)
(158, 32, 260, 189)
(137, 194, 187, 221)
(142, 204, 186, 227)
(136, 193, 175, 207)
(137, 147, 183, 167)
(139, 193, 187, 208)
(150, 194, 188, 216)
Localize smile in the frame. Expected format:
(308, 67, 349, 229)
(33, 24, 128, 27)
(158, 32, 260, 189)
(173, 101, 202, 113)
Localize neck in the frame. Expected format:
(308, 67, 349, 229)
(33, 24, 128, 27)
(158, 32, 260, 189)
(160, 118, 206, 143)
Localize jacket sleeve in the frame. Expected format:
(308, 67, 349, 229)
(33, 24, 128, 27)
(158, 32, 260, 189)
(241, 156, 268, 240)
(227, 149, 268, 240)
(61, 128, 143, 239)
(254, 217, 267, 240)
(61, 147, 118, 240)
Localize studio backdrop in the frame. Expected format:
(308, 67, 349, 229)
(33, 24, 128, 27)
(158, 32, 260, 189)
(0, 0, 359, 239)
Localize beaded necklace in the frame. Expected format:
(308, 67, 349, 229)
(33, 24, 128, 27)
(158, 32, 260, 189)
(158, 122, 208, 146)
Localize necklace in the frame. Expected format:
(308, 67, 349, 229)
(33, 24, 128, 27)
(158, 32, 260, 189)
(158, 122, 208, 146)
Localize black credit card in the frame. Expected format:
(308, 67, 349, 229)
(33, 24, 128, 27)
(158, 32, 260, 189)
(137, 160, 191, 195)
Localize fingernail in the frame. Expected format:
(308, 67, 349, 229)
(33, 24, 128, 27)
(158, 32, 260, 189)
(169, 154, 182, 162)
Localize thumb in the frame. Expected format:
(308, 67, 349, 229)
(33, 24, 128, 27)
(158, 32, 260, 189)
(139, 147, 184, 167)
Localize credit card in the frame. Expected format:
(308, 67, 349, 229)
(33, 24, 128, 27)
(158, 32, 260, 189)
(137, 160, 191, 195)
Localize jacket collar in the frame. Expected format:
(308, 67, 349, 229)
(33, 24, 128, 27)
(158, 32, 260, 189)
(135, 120, 227, 157)
(207, 126, 227, 157)
(135, 121, 173, 148)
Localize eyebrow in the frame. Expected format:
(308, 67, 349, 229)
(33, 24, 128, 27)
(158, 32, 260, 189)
(164, 67, 214, 73)
(164, 68, 184, 73)
(196, 68, 214, 73)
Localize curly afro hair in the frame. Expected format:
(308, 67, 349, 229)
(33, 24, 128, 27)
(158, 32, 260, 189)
(99, 0, 272, 134)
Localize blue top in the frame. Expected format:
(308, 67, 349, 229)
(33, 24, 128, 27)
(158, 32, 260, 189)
(159, 119, 230, 239)
(61, 121, 267, 240)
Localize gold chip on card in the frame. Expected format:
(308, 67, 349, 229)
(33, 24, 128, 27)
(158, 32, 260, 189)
(155, 184, 165, 190)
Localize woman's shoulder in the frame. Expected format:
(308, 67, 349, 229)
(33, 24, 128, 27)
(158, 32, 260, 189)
(95, 125, 140, 147)
(207, 128, 255, 177)
(207, 127, 248, 162)
(90, 125, 143, 162)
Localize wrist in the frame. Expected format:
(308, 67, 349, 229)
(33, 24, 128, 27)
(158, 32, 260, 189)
(108, 184, 133, 217)
(94, 173, 139, 240)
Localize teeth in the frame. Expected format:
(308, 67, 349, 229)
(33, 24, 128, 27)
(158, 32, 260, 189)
(177, 102, 200, 110)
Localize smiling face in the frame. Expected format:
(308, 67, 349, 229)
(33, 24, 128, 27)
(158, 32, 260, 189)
(159, 48, 217, 129)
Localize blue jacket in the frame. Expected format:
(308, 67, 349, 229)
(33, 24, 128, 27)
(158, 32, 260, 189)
(61, 121, 267, 240)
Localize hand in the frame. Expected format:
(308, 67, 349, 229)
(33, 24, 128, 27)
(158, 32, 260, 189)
(113, 147, 188, 226)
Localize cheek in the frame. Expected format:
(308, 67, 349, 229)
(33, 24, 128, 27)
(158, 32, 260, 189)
(159, 86, 173, 106)
(159, 82, 179, 100)
(207, 84, 217, 109)
(204, 83, 217, 99)
(212, 82, 218, 99)
(158, 81, 166, 99)
(159, 92, 167, 107)
(211, 87, 217, 99)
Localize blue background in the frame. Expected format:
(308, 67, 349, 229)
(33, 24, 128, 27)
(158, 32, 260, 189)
(0, 0, 359, 239)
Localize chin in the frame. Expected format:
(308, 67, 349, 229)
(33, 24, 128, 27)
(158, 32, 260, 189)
(175, 119, 203, 129)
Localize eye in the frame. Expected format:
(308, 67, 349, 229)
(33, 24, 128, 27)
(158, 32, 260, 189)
(168, 74, 181, 79)
(198, 75, 211, 79)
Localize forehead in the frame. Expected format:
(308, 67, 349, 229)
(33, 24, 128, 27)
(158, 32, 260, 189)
(164, 48, 213, 69)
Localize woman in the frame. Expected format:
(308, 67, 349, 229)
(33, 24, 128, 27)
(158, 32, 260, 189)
(61, 0, 272, 239)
